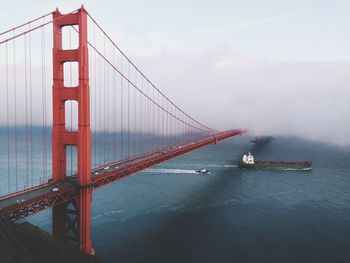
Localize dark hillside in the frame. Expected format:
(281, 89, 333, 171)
(0, 218, 103, 263)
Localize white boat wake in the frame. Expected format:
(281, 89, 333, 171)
(224, 164, 238, 168)
(145, 168, 197, 174)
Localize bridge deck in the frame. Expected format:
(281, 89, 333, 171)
(0, 130, 242, 220)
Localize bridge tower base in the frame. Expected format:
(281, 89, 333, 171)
(53, 188, 93, 254)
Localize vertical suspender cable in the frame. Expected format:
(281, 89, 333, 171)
(112, 47, 116, 161)
(99, 53, 103, 165)
(106, 39, 110, 163)
(29, 25, 33, 186)
(6, 42, 10, 193)
(166, 101, 168, 147)
(40, 25, 44, 183)
(120, 53, 124, 159)
(138, 75, 141, 154)
(40, 23, 45, 183)
(134, 68, 137, 156)
(103, 37, 107, 165)
(13, 31, 18, 191)
(24, 31, 29, 188)
(93, 24, 97, 167)
(152, 85, 155, 150)
(43, 21, 47, 182)
(157, 92, 160, 149)
(140, 77, 143, 154)
(146, 83, 149, 152)
(127, 62, 130, 158)
(162, 96, 165, 148)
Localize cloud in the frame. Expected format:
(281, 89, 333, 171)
(136, 48, 350, 146)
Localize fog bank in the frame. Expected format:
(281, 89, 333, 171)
(139, 48, 350, 146)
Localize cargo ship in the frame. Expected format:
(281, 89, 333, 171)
(250, 136, 273, 144)
(239, 152, 312, 171)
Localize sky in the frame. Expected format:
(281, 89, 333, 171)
(1, 0, 350, 146)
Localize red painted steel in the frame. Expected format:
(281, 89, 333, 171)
(76, 7, 91, 187)
(52, 6, 91, 186)
(51, 5, 92, 254)
(52, 9, 67, 183)
(78, 187, 93, 254)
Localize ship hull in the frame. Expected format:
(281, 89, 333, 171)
(250, 136, 273, 144)
(239, 161, 312, 171)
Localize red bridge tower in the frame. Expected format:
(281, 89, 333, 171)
(51, 6, 93, 254)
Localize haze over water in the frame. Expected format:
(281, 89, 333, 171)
(28, 135, 350, 262)
(0, 1, 348, 262)
(1, 0, 349, 147)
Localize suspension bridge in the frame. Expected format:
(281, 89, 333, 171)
(0, 6, 244, 254)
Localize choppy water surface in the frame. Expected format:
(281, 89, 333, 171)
(28, 136, 350, 263)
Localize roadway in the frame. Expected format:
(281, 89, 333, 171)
(0, 130, 243, 220)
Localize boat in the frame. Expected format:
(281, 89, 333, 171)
(239, 152, 312, 171)
(250, 136, 273, 144)
(196, 169, 210, 174)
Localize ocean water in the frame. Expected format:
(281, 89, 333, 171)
(26, 135, 350, 262)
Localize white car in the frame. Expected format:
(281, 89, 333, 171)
(104, 166, 110, 170)
(52, 187, 59, 192)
